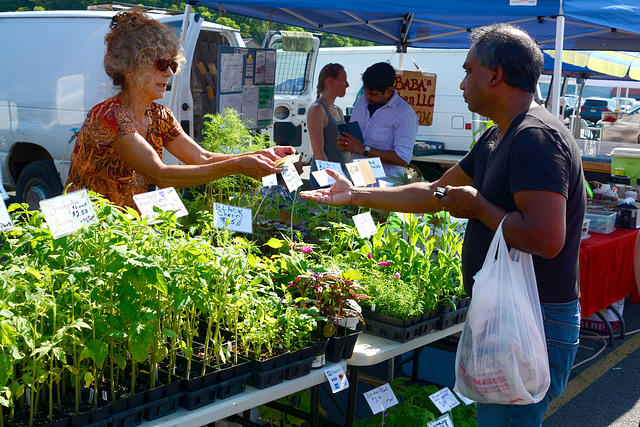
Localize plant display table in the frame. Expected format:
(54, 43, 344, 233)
(140, 360, 347, 427)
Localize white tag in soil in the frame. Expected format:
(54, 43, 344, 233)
(428, 387, 460, 413)
(39, 189, 98, 239)
(363, 383, 398, 415)
(133, 187, 188, 219)
(353, 211, 377, 238)
(324, 365, 349, 393)
(262, 173, 278, 188)
(0, 199, 13, 232)
(212, 202, 252, 234)
(427, 413, 455, 427)
(282, 164, 303, 192)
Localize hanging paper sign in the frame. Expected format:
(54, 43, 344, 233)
(353, 211, 377, 239)
(212, 203, 252, 234)
(394, 69, 436, 126)
(363, 383, 399, 415)
(133, 187, 188, 219)
(282, 164, 303, 192)
(262, 173, 278, 187)
(427, 413, 455, 427)
(428, 387, 460, 414)
(39, 189, 98, 239)
(363, 157, 386, 179)
(0, 199, 13, 232)
(324, 365, 349, 393)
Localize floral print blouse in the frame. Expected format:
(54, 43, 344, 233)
(66, 97, 181, 209)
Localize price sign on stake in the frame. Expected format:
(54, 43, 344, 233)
(363, 383, 398, 415)
(282, 164, 303, 192)
(428, 387, 460, 414)
(212, 203, 252, 234)
(427, 413, 455, 427)
(324, 365, 349, 393)
(262, 173, 278, 187)
(133, 187, 188, 219)
(363, 157, 386, 179)
(0, 199, 13, 232)
(353, 212, 377, 239)
(40, 190, 98, 239)
(455, 389, 475, 405)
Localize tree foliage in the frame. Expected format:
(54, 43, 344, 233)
(1, 0, 375, 47)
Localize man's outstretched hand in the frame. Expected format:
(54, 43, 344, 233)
(300, 168, 354, 206)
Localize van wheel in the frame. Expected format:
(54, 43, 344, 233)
(16, 161, 63, 210)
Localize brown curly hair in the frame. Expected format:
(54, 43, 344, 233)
(104, 8, 185, 87)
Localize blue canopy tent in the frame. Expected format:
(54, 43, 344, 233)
(190, 0, 640, 116)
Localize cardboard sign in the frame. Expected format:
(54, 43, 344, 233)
(212, 203, 252, 234)
(133, 187, 188, 219)
(363, 383, 399, 415)
(394, 69, 436, 126)
(346, 161, 376, 187)
(324, 365, 349, 393)
(39, 190, 98, 239)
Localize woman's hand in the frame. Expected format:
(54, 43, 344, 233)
(301, 169, 353, 206)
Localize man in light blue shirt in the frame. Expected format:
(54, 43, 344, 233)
(337, 62, 418, 179)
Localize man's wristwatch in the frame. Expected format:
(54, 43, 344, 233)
(363, 145, 372, 157)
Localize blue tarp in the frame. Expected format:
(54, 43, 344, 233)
(199, 0, 640, 51)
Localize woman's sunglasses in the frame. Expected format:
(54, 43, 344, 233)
(155, 59, 178, 73)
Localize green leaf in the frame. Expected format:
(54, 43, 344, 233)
(0, 323, 17, 347)
(264, 238, 284, 249)
(128, 323, 153, 363)
(87, 340, 108, 367)
(162, 328, 178, 339)
(0, 355, 13, 387)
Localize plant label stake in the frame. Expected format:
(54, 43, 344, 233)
(213, 202, 252, 234)
(324, 365, 349, 393)
(428, 387, 460, 414)
(427, 413, 454, 427)
(39, 189, 98, 239)
(362, 157, 386, 179)
(0, 198, 13, 232)
(454, 389, 475, 405)
(353, 211, 377, 239)
(262, 173, 278, 187)
(281, 164, 303, 192)
(363, 383, 398, 415)
(133, 187, 188, 219)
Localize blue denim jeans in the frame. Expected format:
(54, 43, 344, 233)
(476, 300, 581, 427)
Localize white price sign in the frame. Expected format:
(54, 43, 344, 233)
(262, 173, 278, 187)
(362, 157, 386, 178)
(39, 190, 98, 239)
(282, 164, 303, 192)
(133, 187, 188, 219)
(353, 212, 377, 239)
(324, 365, 349, 394)
(212, 203, 252, 234)
(363, 383, 398, 415)
(0, 199, 13, 232)
(428, 387, 460, 414)
(427, 413, 454, 427)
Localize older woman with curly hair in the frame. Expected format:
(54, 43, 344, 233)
(66, 8, 294, 209)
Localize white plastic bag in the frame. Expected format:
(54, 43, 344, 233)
(454, 219, 550, 405)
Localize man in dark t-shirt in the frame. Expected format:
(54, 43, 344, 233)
(301, 23, 585, 426)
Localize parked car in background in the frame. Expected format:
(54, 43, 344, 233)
(580, 97, 620, 124)
(600, 105, 640, 144)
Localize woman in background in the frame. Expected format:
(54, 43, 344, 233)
(66, 8, 293, 209)
(307, 63, 350, 189)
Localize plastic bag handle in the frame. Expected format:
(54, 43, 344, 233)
(480, 215, 510, 271)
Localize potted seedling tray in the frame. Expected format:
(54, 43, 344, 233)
(362, 308, 423, 328)
(362, 317, 438, 343)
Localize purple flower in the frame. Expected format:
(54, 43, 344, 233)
(300, 246, 313, 253)
(395, 272, 401, 279)
(379, 261, 390, 267)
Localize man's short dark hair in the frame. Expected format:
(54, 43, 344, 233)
(362, 62, 396, 93)
(469, 23, 543, 93)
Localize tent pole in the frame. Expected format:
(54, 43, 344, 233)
(550, 14, 565, 118)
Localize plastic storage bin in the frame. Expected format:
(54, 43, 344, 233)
(582, 219, 591, 239)
(611, 148, 640, 186)
(585, 211, 616, 234)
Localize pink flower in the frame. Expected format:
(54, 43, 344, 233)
(367, 253, 373, 260)
(379, 261, 390, 267)
(395, 272, 401, 279)
(300, 246, 313, 253)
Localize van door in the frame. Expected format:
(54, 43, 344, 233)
(264, 31, 321, 163)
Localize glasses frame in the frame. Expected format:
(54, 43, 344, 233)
(155, 59, 178, 73)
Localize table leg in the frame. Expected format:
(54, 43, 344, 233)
(608, 304, 626, 340)
(594, 311, 614, 347)
(346, 366, 360, 427)
(310, 384, 320, 427)
(412, 347, 424, 383)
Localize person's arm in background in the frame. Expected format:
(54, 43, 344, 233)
(307, 102, 329, 161)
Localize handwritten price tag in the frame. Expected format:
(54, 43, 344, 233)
(262, 173, 278, 187)
(454, 389, 475, 405)
(212, 203, 252, 234)
(39, 190, 98, 239)
(363, 383, 398, 415)
(282, 164, 303, 192)
(427, 413, 454, 427)
(133, 187, 188, 219)
(363, 157, 386, 178)
(353, 212, 377, 239)
(324, 365, 349, 394)
(0, 199, 13, 232)
(428, 387, 460, 414)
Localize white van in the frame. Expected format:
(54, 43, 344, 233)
(306, 46, 478, 180)
(0, 7, 320, 208)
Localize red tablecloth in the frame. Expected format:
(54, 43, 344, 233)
(579, 227, 640, 319)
